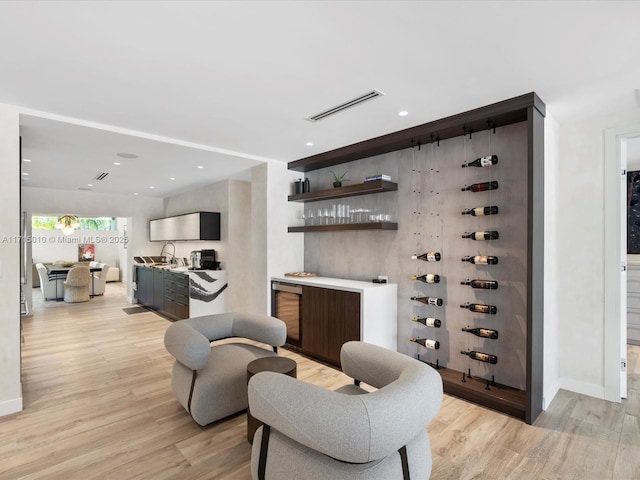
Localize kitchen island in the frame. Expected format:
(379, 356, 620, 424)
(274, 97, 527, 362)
(135, 265, 227, 320)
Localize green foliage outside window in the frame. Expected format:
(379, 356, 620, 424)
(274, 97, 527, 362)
(32, 216, 116, 231)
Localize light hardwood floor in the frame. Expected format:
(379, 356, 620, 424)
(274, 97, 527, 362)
(1, 283, 639, 479)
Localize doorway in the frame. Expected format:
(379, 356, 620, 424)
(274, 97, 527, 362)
(604, 125, 640, 402)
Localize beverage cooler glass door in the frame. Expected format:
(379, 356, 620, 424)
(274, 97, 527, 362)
(272, 282, 302, 347)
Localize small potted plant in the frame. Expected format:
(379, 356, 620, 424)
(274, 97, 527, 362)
(331, 170, 349, 188)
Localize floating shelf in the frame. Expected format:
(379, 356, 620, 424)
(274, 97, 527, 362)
(288, 222, 398, 233)
(288, 180, 397, 203)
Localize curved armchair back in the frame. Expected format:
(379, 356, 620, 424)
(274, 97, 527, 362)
(164, 312, 287, 370)
(248, 341, 443, 464)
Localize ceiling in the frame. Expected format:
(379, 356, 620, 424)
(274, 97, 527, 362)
(2, 1, 639, 198)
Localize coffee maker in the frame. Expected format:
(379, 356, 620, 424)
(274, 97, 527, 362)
(190, 249, 219, 270)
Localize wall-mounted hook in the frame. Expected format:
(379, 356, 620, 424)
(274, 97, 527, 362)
(463, 125, 473, 139)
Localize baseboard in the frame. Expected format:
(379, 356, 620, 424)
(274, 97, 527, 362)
(543, 378, 561, 410)
(0, 396, 23, 417)
(557, 377, 605, 400)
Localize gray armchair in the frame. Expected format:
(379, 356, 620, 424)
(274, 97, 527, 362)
(164, 312, 287, 426)
(248, 341, 443, 480)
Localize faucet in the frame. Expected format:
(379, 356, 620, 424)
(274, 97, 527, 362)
(161, 241, 176, 264)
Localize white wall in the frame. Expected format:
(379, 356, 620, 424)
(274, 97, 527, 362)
(22, 186, 163, 302)
(251, 161, 303, 314)
(0, 103, 21, 416)
(543, 111, 561, 408)
(553, 107, 640, 399)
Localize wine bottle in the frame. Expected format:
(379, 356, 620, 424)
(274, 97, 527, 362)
(461, 155, 498, 168)
(461, 255, 499, 265)
(411, 274, 440, 284)
(460, 303, 497, 314)
(461, 181, 498, 192)
(411, 252, 441, 262)
(461, 231, 499, 241)
(410, 337, 440, 349)
(461, 327, 499, 339)
(461, 206, 499, 216)
(411, 296, 443, 306)
(411, 316, 441, 328)
(460, 350, 498, 364)
(461, 279, 498, 290)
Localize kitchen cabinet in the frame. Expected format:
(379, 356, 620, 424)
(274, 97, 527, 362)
(149, 211, 220, 242)
(164, 271, 189, 320)
(301, 286, 360, 365)
(153, 268, 165, 312)
(135, 266, 227, 320)
(136, 267, 153, 306)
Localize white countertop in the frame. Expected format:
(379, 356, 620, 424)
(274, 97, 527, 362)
(271, 275, 396, 293)
(136, 265, 224, 274)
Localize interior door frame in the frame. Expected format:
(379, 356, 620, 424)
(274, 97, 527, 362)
(604, 123, 640, 402)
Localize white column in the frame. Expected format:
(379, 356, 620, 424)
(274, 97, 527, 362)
(0, 103, 22, 416)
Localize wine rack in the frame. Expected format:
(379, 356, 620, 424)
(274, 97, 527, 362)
(287, 93, 544, 424)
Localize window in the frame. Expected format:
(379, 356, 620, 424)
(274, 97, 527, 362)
(32, 216, 117, 231)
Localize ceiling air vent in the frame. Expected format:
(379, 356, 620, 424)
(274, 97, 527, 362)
(78, 187, 92, 191)
(94, 172, 109, 181)
(305, 89, 384, 122)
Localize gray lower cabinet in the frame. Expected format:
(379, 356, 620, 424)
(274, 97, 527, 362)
(164, 271, 189, 320)
(135, 266, 189, 320)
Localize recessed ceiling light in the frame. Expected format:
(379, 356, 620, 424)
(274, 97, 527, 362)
(23, 158, 31, 162)
(306, 142, 313, 146)
(87, 183, 93, 187)
(149, 185, 155, 189)
(117, 152, 138, 159)
(197, 165, 204, 169)
(134, 192, 139, 196)
(398, 111, 409, 117)
(113, 162, 121, 166)
(21, 172, 29, 176)
(169, 177, 176, 180)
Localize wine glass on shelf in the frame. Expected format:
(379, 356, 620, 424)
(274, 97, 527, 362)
(305, 210, 314, 226)
(324, 208, 332, 225)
